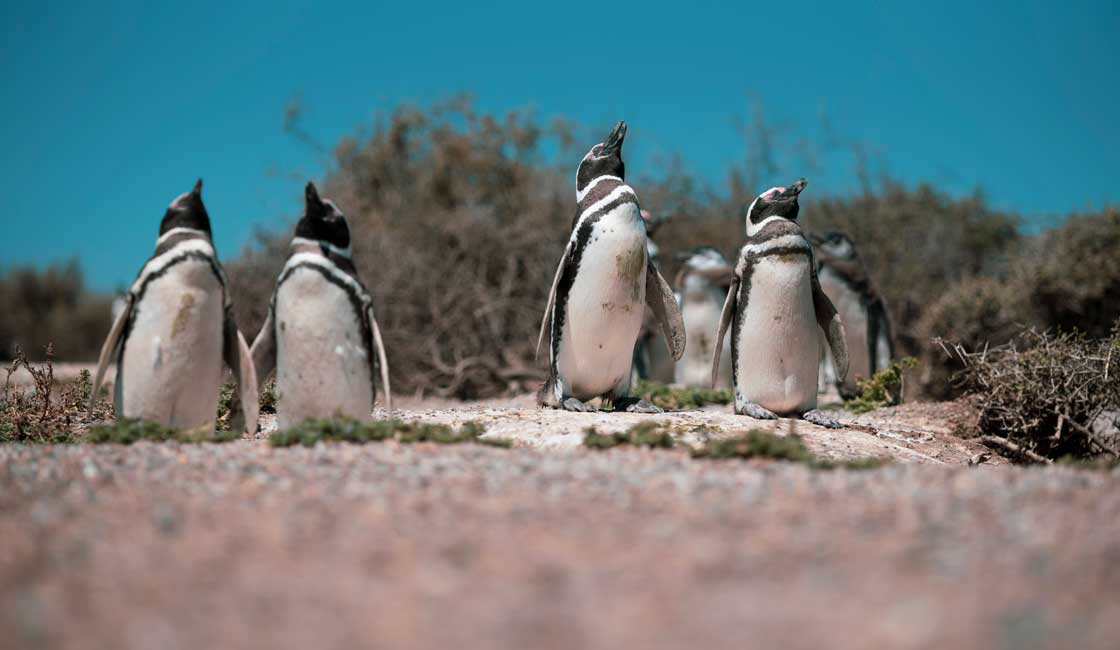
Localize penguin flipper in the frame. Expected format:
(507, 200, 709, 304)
(366, 305, 393, 414)
(88, 294, 133, 418)
(537, 241, 573, 361)
(223, 310, 259, 435)
(712, 277, 738, 389)
(645, 261, 686, 362)
(249, 310, 277, 384)
(811, 267, 848, 382)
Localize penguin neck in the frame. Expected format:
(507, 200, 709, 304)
(577, 174, 624, 203)
(291, 236, 352, 260)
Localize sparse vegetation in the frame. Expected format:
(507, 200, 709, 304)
(582, 421, 886, 469)
(633, 380, 733, 411)
(0, 260, 113, 362)
(269, 417, 507, 448)
(583, 422, 677, 449)
(87, 419, 239, 444)
(945, 325, 1120, 462)
(1, 345, 110, 444)
(844, 357, 919, 414)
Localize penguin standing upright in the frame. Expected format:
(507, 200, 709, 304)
(712, 179, 849, 427)
(537, 121, 685, 412)
(89, 180, 258, 434)
(809, 231, 895, 398)
(674, 247, 736, 388)
(632, 209, 676, 385)
(249, 183, 391, 430)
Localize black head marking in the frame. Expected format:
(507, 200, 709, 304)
(747, 177, 808, 225)
(576, 120, 627, 194)
(294, 182, 351, 250)
(158, 178, 212, 237)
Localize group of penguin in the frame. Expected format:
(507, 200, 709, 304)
(87, 120, 893, 434)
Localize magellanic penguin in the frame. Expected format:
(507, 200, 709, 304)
(632, 209, 676, 385)
(249, 182, 392, 430)
(712, 179, 849, 428)
(674, 247, 736, 389)
(88, 180, 259, 434)
(809, 231, 894, 398)
(536, 121, 685, 412)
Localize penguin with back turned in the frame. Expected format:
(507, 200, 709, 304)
(249, 183, 392, 429)
(536, 121, 685, 412)
(674, 247, 736, 388)
(712, 179, 849, 427)
(89, 180, 259, 434)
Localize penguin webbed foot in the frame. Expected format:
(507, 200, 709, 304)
(613, 397, 663, 414)
(561, 397, 599, 412)
(736, 401, 779, 420)
(802, 409, 842, 429)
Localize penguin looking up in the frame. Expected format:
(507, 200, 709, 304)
(536, 121, 685, 412)
(712, 179, 849, 428)
(249, 182, 392, 429)
(674, 247, 736, 388)
(809, 231, 894, 398)
(89, 180, 259, 434)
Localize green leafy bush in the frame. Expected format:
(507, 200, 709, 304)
(633, 380, 733, 411)
(844, 357, 919, 414)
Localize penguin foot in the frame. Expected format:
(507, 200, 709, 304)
(561, 397, 598, 412)
(614, 397, 663, 414)
(802, 409, 842, 429)
(736, 402, 779, 420)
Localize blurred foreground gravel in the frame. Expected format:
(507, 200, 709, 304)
(2, 440, 1118, 650)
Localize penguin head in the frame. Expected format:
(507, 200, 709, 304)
(293, 182, 352, 256)
(576, 120, 627, 196)
(811, 231, 857, 262)
(159, 179, 212, 238)
(641, 209, 671, 238)
(745, 177, 807, 235)
(675, 246, 735, 292)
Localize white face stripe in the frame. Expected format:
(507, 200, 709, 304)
(131, 238, 217, 294)
(290, 236, 353, 259)
(155, 227, 208, 246)
(573, 184, 636, 232)
(575, 174, 623, 202)
(281, 252, 370, 304)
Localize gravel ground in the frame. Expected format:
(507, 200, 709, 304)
(2, 437, 1118, 650)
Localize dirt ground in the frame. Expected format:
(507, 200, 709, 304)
(3, 368, 1119, 649)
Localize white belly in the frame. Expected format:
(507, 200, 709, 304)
(734, 256, 820, 414)
(557, 210, 647, 399)
(676, 291, 732, 388)
(118, 260, 224, 432)
(274, 268, 372, 429)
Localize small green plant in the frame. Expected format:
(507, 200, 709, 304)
(1, 345, 109, 444)
(269, 417, 506, 448)
(87, 418, 239, 444)
(633, 380, 733, 410)
(689, 429, 886, 470)
(844, 357, 919, 414)
(583, 421, 677, 450)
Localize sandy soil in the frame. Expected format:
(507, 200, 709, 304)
(7, 371, 1119, 648)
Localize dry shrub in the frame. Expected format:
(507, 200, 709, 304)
(945, 325, 1120, 462)
(0, 260, 112, 361)
(1, 345, 112, 443)
(228, 100, 575, 398)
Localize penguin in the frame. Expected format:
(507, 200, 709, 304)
(712, 179, 849, 428)
(674, 247, 735, 388)
(808, 231, 895, 398)
(249, 182, 391, 430)
(88, 180, 259, 434)
(536, 121, 685, 412)
(632, 209, 676, 385)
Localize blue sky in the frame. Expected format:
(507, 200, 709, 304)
(2, 0, 1117, 290)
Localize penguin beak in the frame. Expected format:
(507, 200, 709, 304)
(601, 120, 627, 154)
(780, 178, 807, 198)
